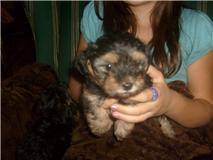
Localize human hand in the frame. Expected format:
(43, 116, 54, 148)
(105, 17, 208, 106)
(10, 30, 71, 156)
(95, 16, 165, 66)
(110, 65, 174, 123)
(102, 97, 118, 110)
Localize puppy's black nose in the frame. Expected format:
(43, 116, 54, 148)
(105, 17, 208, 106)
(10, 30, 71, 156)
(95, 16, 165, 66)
(122, 82, 133, 91)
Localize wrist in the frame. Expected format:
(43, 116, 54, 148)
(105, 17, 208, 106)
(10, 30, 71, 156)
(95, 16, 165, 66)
(165, 88, 176, 116)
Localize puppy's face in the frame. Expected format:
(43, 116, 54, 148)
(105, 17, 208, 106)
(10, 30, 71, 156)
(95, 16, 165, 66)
(88, 50, 149, 98)
(76, 33, 150, 98)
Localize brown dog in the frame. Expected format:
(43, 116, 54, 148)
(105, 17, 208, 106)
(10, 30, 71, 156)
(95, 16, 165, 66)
(75, 33, 174, 140)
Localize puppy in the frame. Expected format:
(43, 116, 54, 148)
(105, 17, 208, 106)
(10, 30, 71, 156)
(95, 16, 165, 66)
(75, 33, 174, 140)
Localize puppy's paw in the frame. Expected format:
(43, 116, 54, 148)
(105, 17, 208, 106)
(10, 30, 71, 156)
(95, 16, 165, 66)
(158, 116, 175, 138)
(114, 120, 135, 141)
(90, 120, 113, 136)
(87, 113, 113, 136)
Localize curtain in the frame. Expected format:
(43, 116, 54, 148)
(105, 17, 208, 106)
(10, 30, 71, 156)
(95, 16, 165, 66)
(24, 1, 85, 83)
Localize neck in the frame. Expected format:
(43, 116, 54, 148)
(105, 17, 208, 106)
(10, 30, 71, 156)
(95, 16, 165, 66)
(129, 2, 156, 27)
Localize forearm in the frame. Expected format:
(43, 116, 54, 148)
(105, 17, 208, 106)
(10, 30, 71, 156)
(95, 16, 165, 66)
(68, 69, 83, 103)
(68, 78, 82, 102)
(165, 89, 213, 128)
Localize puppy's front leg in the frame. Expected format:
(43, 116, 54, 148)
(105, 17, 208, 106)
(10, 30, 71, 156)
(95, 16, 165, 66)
(86, 107, 113, 136)
(114, 120, 135, 141)
(82, 89, 113, 136)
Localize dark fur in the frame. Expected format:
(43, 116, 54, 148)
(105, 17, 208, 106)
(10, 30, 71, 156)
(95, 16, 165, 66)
(17, 84, 80, 160)
(75, 33, 152, 97)
(75, 33, 152, 140)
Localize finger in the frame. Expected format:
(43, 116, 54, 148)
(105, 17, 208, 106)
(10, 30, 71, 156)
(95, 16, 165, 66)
(128, 88, 154, 102)
(103, 98, 117, 109)
(111, 102, 154, 116)
(112, 111, 153, 123)
(147, 65, 164, 83)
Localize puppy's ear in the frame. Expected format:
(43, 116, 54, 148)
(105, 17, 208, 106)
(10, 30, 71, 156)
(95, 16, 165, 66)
(73, 51, 89, 77)
(144, 45, 152, 65)
(86, 60, 95, 78)
(73, 43, 98, 77)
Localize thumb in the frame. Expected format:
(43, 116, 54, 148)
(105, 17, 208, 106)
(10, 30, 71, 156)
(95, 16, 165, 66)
(147, 65, 164, 83)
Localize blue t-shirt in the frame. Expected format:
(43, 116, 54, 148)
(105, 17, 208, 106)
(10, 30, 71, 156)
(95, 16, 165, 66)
(80, 2, 213, 84)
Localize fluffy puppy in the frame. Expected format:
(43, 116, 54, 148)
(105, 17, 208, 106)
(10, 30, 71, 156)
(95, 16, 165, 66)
(75, 33, 174, 140)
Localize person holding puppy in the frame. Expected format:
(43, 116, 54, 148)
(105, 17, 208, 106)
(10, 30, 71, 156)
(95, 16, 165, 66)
(69, 1, 213, 128)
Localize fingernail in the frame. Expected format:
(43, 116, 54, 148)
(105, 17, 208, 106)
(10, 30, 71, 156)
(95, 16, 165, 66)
(111, 105, 117, 111)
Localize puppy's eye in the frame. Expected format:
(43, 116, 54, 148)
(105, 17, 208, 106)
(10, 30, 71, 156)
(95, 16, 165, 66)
(138, 64, 144, 70)
(138, 61, 147, 70)
(106, 64, 112, 71)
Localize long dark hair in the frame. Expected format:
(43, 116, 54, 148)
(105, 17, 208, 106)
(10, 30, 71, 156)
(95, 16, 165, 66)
(94, 1, 182, 78)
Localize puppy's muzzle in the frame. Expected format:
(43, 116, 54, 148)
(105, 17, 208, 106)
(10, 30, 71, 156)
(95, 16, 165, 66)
(122, 82, 133, 91)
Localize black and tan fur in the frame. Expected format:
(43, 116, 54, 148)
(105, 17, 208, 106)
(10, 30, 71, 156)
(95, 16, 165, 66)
(75, 33, 174, 140)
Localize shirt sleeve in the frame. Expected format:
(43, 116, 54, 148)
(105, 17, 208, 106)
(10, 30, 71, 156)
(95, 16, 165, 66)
(80, 2, 103, 43)
(186, 11, 213, 66)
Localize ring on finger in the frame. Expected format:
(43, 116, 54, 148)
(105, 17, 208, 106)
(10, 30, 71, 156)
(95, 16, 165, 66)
(150, 86, 159, 101)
